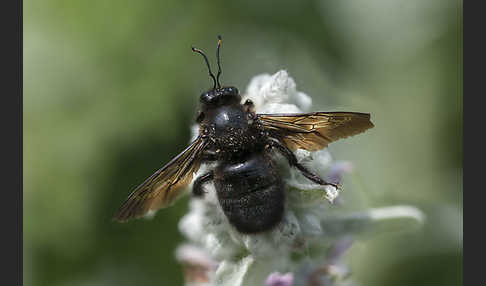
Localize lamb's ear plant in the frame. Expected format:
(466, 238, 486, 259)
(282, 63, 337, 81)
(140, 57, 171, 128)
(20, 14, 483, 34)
(177, 70, 424, 286)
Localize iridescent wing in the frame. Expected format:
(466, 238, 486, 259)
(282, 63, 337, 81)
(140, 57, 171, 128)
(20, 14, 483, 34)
(258, 112, 374, 151)
(113, 136, 208, 222)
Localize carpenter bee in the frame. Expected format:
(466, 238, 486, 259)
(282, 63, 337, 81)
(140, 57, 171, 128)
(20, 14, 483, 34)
(113, 36, 374, 233)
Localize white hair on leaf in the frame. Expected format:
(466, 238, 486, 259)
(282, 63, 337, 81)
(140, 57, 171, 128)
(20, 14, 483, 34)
(178, 70, 424, 286)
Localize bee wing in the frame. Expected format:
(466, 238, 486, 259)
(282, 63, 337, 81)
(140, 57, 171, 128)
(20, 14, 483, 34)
(258, 112, 374, 151)
(113, 136, 208, 222)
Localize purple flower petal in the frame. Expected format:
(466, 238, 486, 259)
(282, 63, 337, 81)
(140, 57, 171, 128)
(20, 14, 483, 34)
(327, 161, 354, 184)
(264, 272, 294, 286)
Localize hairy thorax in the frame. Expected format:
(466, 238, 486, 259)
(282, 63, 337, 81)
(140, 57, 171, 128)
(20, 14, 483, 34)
(201, 104, 264, 156)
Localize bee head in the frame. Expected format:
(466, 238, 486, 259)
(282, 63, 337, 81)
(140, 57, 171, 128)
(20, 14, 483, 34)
(200, 86, 240, 107)
(193, 36, 242, 109)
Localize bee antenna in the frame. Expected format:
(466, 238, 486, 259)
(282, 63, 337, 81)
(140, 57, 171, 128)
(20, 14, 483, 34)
(192, 46, 217, 90)
(216, 35, 222, 89)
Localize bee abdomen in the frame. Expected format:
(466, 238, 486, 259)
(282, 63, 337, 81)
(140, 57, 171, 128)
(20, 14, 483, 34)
(219, 184, 284, 233)
(214, 154, 285, 233)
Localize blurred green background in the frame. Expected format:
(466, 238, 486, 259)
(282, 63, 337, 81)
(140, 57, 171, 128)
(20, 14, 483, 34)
(24, 0, 462, 285)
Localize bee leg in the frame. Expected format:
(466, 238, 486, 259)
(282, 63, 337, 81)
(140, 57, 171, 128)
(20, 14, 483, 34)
(193, 171, 214, 197)
(243, 98, 255, 113)
(267, 138, 340, 189)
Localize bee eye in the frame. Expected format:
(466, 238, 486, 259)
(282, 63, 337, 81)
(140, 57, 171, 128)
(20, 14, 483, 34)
(200, 90, 217, 105)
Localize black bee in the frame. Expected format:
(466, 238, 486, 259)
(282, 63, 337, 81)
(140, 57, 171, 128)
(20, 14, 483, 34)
(113, 36, 374, 233)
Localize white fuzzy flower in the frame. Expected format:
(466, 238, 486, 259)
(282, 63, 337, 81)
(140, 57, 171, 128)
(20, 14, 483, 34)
(178, 70, 424, 286)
